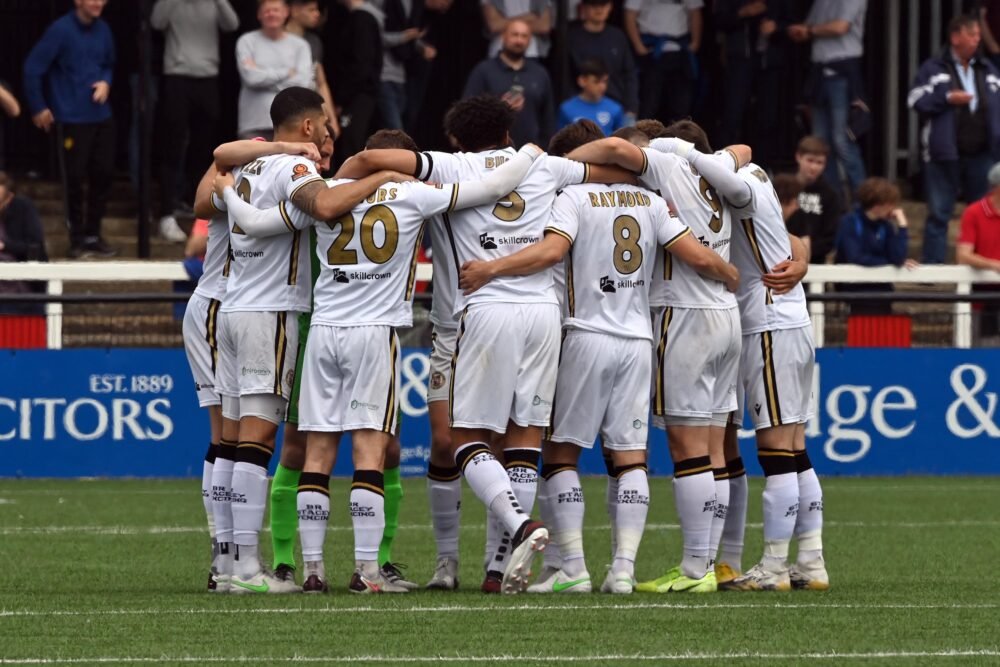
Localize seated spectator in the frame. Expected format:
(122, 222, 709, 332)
(0, 173, 48, 315)
(957, 162, 1000, 342)
(0, 80, 20, 170)
(786, 136, 844, 263)
(772, 172, 804, 222)
(558, 59, 625, 135)
(567, 0, 638, 122)
(482, 0, 552, 60)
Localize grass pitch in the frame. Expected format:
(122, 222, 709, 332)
(0, 476, 998, 665)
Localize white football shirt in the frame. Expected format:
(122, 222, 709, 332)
(548, 183, 690, 341)
(728, 163, 811, 334)
(418, 149, 587, 313)
(216, 153, 321, 313)
(193, 213, 229, 302)
(640, 149, 737, 310)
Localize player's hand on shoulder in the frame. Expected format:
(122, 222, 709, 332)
(281, 142, 322, 164)
(214, 170, 236, 197)
(459, 260, 496, 295)
(384, 170, 418, 184)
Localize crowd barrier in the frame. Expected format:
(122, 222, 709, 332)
(1, 346, 997, 478)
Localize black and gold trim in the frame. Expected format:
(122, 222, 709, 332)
(726, 456, 746, 479)
(287, 229, 302, 285)
(273, 312, 288, 397)
(582, 163, 592, 183)
(639, 149, 650, 176)
(653, 306, 673, 416)
(505, 448, 540, 471)
(663, 248, 673, 281)
(289, 176, 324, 201)
(236, 440, 275, 468)
(427, 463, 461, 482)
(616, 462, 647, 478)
(794, 450, 813, 474)
(760, 330, 782, 426)
(566, 252, 576, 317)
(218, 439, 238, 460)
(381, 330, 399, 434)
(223, 241, 233, 277)
(757, 448, 797, 476)
(298, 472, 330, 497)
(713, 467, 730, 481)
(351, 469, 385, 497)
(447, 308, 468, 425)
(404, 223, 426, 301)
(204, 298, 221, 375)
(454, 442, 491, 473)
(662, 227, 691, 250)
(447, 184, 460, 212)
(741, 218, 773, 305)
(278, 200, 295, 232)
(725, 149, 740, 171)
(673, 455, 713, 479)
(541, 463, 576, 480)
(544, 226, 574, 245)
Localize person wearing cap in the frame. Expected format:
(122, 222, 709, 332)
(957, 162, 1000, 342)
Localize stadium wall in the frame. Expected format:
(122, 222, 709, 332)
(0, 347, 997, 478)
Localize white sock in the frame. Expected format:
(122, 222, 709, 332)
(297, 472, 330, 563)
(606, 473, 619, 559)
(231, 454, 270, 578)
(537, 476, 562, 570)
(427, 465, 462, 560)
(761, 471, 799, 567)
(350, 471, 385, 563)
(484, 508, 501, 573)
(505, 448, 540, 515)
(210, 446, 235, 545)
(545, 467, 586, 577)
(456, 443, 526, 535)
(720, 459, 748, 571)
(795, 456, 824, 562)
(709, 469, 730, 567)
(202, 445, 217, 538)
(673, 458, 715, 579)
(613, 466, 649, 577)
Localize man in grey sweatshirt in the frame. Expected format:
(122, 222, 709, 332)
(152, 0, 239, 241)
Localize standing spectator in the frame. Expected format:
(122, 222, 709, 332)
(908, 15, 1000, 264)
(236, 0, 313, 140)
(463, 20, 555, 147)
(379, 0, 433, 130)
(567, 0, 638, 123)
(979, 2, 1000, 71)
(0, 172, 48, 314)
(23, 0, 116, 258)
(403, 0, 451, 133)
(624, 0, 703, 123)
(558, 59, 625, 135)
(714, 0, 794, 165)
(332, 0, 384, 160)
(956, 162, 1000, 342)
(786, 136, 844, 264)
(0, 81, 21, 170)
(152, 0, 239, 244)
(286, 0, 341, 137)
(482, 0, 552, 60)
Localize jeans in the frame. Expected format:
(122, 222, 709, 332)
(379, 81, 407, 131)
(922, 154, 993, 264)
(811, 72, 866, 193)
(719, 56, 783, 166)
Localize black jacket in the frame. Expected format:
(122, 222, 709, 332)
(0, 195, 47, 262)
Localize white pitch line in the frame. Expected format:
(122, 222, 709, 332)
(1, 601, 996, 619)
(1, 650, 999, 664)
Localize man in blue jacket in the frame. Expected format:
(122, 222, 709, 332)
(23, 0, 116, 259)
(908, 14, 1000, 264)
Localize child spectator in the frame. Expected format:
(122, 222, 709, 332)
(772, 172, 804, 222)
(957, 161, 1000, 341)
(0, 172, 47, 314)
(786, 136, 844, 263)
(557, 59, 625, 135)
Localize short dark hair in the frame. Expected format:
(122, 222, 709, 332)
(796, 135, 830, 157)
(577, 58, 608, 79)
(612, 126, 649, 147)
(444, 95, 515, 152)
(856, 177, 901, 209)
(288, 0, 317, 5)
(664, 119, 711, 153)
(547, 120, 604, 157)
(635, 118, 668, 139)
(772, 173, 803, 205)
(270, 86, 325, 129)
(366, 129, 419, 151)
(580, 0, 611, 5)
(949, 14, 979, 34)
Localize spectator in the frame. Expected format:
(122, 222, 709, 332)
(624, 0, 703, 123)
(286, 0, 341, 137)
(908, 15, 1000, 265)
(786, 136, 844, 264)
(788, 0, 867, 193)
(714, 0, 794, 165)
(482, 0, 552, 60)
(957, 162, 1000, 342)
(402, 0, 451, 132)
(236, 0, 313, 140)
(772, 172, 804, 222)
(0, 172, 48, 315)
(463, 20, 555, 147)
(332, 0, 384, 160)
(379, 0, 433, 130)
(0, 81, 21, 170)
(558, 59, 625, 135)
(152, 0, 239, 244)
(23, 0, 116, 259)
(567, 0, 638, 122)
(979, 2, 1000, 71)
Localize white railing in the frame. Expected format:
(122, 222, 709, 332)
(0, 261, 996, 349)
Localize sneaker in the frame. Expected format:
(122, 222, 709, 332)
(426, 557, 459, 591)
(665, 570, 717, 593)
(67, 243, 93, 259)
(527, 565, 560, 590)
(273, 563, 297, 586)
(636, 566, 682, 593)
(725, 561, 791, 592)
(789, 558, 830, 591)
(348, 566, 410, 594)
(207, 570, 231, 594)
(501, 520, 549, 595)
(230, 568, 302, 594)
(83, 238, 117, 258)
(159, 215, 187, 243)
(600, 569, 635, 594)
(526, 568, 591, 594)
(714, 562, 741, 589)
(381, 562, 419, 591)
(303, 574, 328, 593)
(481, 570, 502, 594)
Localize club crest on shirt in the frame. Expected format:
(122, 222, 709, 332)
(431, 372, 445, 389)
(291, 164, 311, 181)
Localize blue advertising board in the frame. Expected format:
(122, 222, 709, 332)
(0, 347, 997, 477)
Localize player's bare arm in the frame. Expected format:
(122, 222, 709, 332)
(763, 234, 810, 295)
(668, 232, 741, 293)
(213, 140, 321, 170)
(334, 149, 420, 180)
(566, 137, 646, 173)
(290, 171, 414, 221)
(459, 232, 571, 295)
(192, 162, 221, 219)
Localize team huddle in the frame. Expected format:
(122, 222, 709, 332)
(182, 86, 829, 596)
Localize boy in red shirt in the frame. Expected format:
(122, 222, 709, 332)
(956, 162, 1000, 340)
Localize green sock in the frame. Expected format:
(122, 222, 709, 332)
(270, 463, 302, 570)
(379, 466, 403, 566)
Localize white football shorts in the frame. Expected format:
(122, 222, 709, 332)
(215, 310, 300, 401)
(182, 293, 222, 407)
(735, 325, 816, 430)
(426, 325, 458, 404)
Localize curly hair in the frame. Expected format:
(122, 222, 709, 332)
(547, 120, 604, 157)
(365, 129, 419, 151)
(444, 95, 515, 152)
(856, 177, 901, 210)
(634, 119, 668, 140)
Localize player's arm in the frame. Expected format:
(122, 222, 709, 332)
(667, 231, 740, 293)
(566, 137, 645, 173)
(459, 232, 570, 294)
(335, 149, 420, 180)
(451, 144, 542, 210)
(0, 82, 21, 118)
(212, 140, 321, 170)
(762, 233, 810, 295)
(289, 171, 413, 221)
(193, 162, 223, 219)
(650, 138, 753, 207)
(212, 171, 298, 237)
